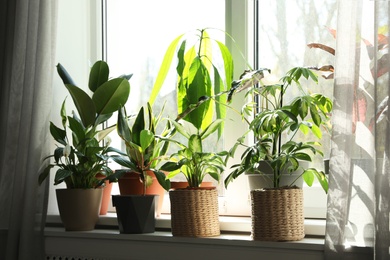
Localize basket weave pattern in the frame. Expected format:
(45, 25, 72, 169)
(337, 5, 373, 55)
(169, 188, 220, 237)
(251, 187, 304, 241)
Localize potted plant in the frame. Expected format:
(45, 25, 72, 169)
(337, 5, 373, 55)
(160, 119, 228, 237)
(149, 28, 234, 139)
(38, 60, 130, 231)
(106, 102, 173, 233)
(225, 67, 332, 241)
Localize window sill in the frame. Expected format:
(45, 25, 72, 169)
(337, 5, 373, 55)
(46, 213, 326, 236)
(44, 226, 325, 260)
(44, 215, 375, 260)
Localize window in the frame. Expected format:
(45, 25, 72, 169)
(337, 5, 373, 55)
(50, 0, 336, 220)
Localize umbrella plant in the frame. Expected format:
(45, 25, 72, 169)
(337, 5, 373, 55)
(225, 67, 332, 192)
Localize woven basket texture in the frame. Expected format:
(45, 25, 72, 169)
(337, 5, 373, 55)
(169, 188, 220, 237)
(251, 187, 305, 241)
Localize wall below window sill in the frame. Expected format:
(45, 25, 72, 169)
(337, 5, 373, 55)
(45, 227, 325, 260)
(45, 214, 327, 260)
(44, 215, 372, 260)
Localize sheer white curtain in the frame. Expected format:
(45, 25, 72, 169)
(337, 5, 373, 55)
(0, 0, 57, 259)
(325, 0, 390, 259)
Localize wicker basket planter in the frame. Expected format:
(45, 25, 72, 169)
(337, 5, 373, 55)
(169, 188, 220, 237)
(250, 187, 304, 241)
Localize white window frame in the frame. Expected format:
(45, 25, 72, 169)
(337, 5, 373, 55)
(49, 0, 327, 233)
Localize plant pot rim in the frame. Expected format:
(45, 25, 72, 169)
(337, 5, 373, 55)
(253, 185, 302, 191)
(112, 194, 158, 198)
(170, 186, 216, 191)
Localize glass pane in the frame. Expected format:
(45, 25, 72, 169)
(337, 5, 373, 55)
(105, 0, 225, 182)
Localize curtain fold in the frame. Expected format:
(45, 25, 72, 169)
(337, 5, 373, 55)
(325, 0, 390, 259)
(0, 0, 57, 259)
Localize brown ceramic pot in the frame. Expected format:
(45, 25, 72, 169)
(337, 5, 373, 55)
(56, 188, 102, 231)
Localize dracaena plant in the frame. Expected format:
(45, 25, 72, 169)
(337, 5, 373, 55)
(148, 28, 234, 138)
(38, 60, 131, 189)
(159, 119, 228, 188)
(224, 67, 332, 193)
(105, 103, 174, 193)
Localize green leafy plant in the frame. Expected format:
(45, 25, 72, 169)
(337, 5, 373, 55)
(105, 103, 174, 193)
(38, 60, 131, 189)
(149, 28, 234, 138)
(225, 67, 332, 193)
(159, 119, 228, 188)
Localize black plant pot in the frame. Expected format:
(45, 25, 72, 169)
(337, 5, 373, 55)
(112, 195, 157, 234)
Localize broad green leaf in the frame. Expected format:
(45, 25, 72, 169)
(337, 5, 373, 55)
(311, 124, 322, 139)
(310, 104, 322, 126)
(149, 34, 184, 105)
(302, 169, 315, 187)
(49, 122, 67, 145)
(89, 60, 109, 92)
(160, 161, 182, 172)
(186, 58, 212, 129)
(111, 156, 137, 169)
(65, 84, 96, 127)
(92, 77, 130, 115)
(140, 130, 154, 151)
(189, 135, 202, 153)
(54, 169, 72, 185)
(153, 170, 171, 191)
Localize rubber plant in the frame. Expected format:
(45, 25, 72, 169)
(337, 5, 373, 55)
(224, 67, 332, 193)
(104, 102, 173, 193)
(148, 28, 234, 138)
(38, 60, 131, 189)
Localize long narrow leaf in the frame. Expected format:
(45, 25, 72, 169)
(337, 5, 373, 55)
(149, 34, 184, 105)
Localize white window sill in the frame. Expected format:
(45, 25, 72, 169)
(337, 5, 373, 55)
(46, 213, 327, 236)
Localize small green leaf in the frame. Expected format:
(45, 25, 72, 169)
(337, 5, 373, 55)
(140, 130, 154, 151)
(189, 135, 202, 153)
(302, 169, 315, 187)
(49, 122, 67, 145)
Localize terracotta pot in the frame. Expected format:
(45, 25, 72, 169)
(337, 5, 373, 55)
(112, 194, 157, 234)
(169, 187, 220, 237)
(56, 188, 102, 231)
(96, 173, 113, 215)
(117, 171, 166, 216)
